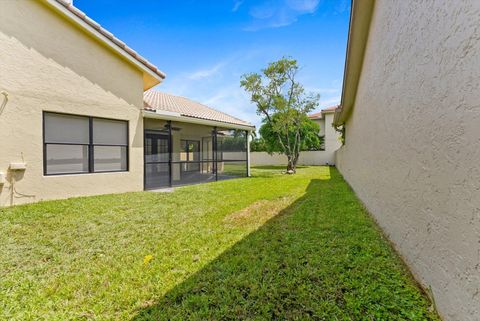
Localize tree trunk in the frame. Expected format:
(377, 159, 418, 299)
(292, 152, 300, 171)
(286, 155, 296, 174)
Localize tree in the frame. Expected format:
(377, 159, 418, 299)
(258, 115, 324, 153)
(241, 57, 321, 172)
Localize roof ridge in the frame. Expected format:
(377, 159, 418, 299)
(145, 90, 254, 126)
(309, 105, 339, 115)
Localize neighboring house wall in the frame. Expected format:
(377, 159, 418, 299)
(0, 0, 145, 206)
(311, 112, 342, 153)
(335, 1, 480, 320)
(311, 117, 326, 138)
(323, 113, 342, 152)
(251, 151, 335, 166)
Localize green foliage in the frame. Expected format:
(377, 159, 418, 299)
(250, 137, 268, 152)
(241, 57, 321, 171)
(259, 113, 324, 153)
(0, 167, 438, 320)
(219, 132, 246, 152)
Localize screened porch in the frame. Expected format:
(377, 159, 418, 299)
(144, 118, 249, 189)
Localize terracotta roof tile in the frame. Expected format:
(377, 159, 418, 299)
(308, 111, 323, 119)
(144, 91, 254, 128)
(308, 105, 339, 119)
(323, 106, 338, 112)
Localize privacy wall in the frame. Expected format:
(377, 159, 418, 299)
(336, 1, 480, 320)
(251, 151, 335, 166)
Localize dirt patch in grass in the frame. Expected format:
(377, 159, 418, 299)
(223, 196, 294, 228)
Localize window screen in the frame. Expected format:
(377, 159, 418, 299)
(93, 146, 128, 172)
(92, 118, 128, 172)
(93, 118, 128, 145)
(46, 144, 89, 174)
(43, 112, 128, 175)
(44, 113, 89, 144)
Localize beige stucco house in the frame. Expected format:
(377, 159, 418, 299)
(333, 1, 480, 320)
(308, 106, 342, 153)
(0, 0, 254, 207)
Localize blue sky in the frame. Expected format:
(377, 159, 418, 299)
(74, 0, 350, 128)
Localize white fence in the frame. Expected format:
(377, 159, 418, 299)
(250, 151, 335, 166)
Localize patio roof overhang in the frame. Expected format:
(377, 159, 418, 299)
(142, 110, 256, 132)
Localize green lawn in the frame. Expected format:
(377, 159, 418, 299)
(0, 166, 438, 320)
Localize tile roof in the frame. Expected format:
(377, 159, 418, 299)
(144, 91, 254, 128)
(308, 106, 339, 119)
(53, 0, 165, 80)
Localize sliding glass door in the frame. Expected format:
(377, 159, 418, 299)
(144, 131, 170, 189)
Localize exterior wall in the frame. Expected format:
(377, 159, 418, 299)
(323, 113, 342, 152)
(0, 0, 145, 206)
(251, 151, 335, 166)
(336, 1, 480, 320)
(311, 113, 342, 152)
(312, 117, 326, 137)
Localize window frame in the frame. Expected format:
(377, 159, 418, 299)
(43, 111, 129, 176)
(180, 139, 200, 162)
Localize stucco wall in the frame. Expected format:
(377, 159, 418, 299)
(323, 113, 342, 152)
(311, 113, 342, 152)
(336, 1, 480, 320)
(0, 0, 145, 206)
(311, 117, 326, 137)
(251, 151, 335, 166)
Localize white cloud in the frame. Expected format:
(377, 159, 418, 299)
(202, 85, 260, 127)
(334, 0, 349, 14)
(249, 3, 276, 19)
(157, 53, 262, 128)
(286, 0, 320, 12)
(186, 62, 226, 80)
(319, 96, 340, 107)
(243, 0, 321, 31)
(232, 0, 244, 12)
(305, 86, 340, 94)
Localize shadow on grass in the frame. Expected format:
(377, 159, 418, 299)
(131, 173, 437, 320)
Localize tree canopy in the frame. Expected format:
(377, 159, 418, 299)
(241, 57, 322, 172)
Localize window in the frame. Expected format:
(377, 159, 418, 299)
(43, 112, 128, 175)
(92, 118, 128, 172)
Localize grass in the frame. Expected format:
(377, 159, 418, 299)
(0, 166, 439, 320)
(220, 163, 248, 176)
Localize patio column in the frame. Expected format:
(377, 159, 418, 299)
(246, 130, 251, 177)
(213, 126, 218, 181)
(168, 120, 172, 187)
